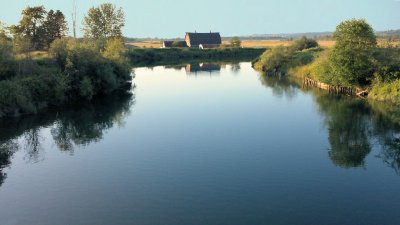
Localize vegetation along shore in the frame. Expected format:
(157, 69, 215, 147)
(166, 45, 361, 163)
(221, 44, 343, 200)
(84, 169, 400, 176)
(253, 19, 400, 105)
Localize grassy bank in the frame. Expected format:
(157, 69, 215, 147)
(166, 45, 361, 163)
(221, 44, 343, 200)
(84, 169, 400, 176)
(127, 48, 265, 67)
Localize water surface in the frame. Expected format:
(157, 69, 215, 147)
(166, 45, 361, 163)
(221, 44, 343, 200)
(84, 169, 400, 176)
(0, 62, 399, 225)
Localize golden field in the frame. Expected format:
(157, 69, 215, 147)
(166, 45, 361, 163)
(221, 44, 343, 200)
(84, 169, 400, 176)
(233, 40, 336, 48)
(126, 41, 162, 48)
(126, 39, 399, 49)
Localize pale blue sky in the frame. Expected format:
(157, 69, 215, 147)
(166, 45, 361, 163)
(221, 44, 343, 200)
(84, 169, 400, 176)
(1, 0, 399, 38)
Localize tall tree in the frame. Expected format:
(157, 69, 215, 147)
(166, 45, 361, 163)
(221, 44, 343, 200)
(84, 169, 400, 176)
(82, 3, 125, 39)
(10, 6, 47, 50)
(43, 10, 68, 47)
(329, 19, 377, 86)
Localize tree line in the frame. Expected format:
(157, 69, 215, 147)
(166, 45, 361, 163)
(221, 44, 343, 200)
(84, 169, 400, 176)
(0, 3, 132, 117)
(3, 3, 125, 51)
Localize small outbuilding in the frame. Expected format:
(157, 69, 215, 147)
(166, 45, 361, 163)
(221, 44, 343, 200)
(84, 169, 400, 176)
(162, 41, 174, 48)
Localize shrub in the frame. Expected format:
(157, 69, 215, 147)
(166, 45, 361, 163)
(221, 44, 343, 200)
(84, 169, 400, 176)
(291, 36, 319, 51)
(49, 38, 68, 71)
(369, 80, 400, 104)
(103, 37, 126, 62)
(0, 34, 17, 80)
(65, 40, 131, 99)
(0, 72, 68, 115)
(230, 37, 241, 48)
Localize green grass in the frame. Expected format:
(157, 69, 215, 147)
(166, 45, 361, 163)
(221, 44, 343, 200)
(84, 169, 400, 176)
(369, 80, 400, 104)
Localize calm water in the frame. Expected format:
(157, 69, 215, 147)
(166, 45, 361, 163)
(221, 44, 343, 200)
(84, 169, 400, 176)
(0, 62, 400, 225)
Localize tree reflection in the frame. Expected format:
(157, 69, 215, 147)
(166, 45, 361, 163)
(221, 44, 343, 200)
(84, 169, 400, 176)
(23, 128, 44, 162)
(258, 73, 301, 99)
(0, 90, 134, 185)
(258, 74, 400, 173)
(315, 93, 400, 172)
(315, 94, 372, 168)
(230, 63, 241, 74)
(370, 109, 400, 173)
(0, 141, 18, 186)
(51, 91, 134, 152)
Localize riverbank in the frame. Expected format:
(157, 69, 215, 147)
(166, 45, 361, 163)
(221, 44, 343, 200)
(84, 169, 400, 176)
(0, 38, 132, 118)
(253, 19, 400, 105)
(253, 41, 400, 105)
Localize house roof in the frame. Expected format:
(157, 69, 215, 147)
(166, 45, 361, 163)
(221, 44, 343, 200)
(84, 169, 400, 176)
(186, 32, 222, 46)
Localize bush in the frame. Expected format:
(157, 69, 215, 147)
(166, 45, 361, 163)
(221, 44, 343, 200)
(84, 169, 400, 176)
(0, 72, 68, 115)
(0, 35, 17, 80)
(49, 38, 68, 71)
(230, 37, 241, 48)
(369, 80, 400, 104)
(291, 36, 319, 51)
(65, 40, 131, 99)
(253, 45, 318, 73)
(103, 37, 126, 62)
(253, 46, 289, 71)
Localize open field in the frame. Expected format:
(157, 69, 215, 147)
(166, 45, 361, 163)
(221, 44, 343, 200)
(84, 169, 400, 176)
(235, 40, 337, 48)
(127, 39, 399, 49)
(126, 41, 162, 48)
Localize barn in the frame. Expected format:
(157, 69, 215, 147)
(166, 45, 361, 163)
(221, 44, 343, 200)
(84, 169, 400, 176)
(185, 32, 222, 48)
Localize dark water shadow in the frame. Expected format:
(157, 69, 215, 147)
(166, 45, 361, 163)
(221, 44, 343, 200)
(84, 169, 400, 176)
(0, 90, 135, 186)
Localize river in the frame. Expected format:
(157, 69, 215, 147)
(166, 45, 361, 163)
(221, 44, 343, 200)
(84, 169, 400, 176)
(0, 62, 399, 225)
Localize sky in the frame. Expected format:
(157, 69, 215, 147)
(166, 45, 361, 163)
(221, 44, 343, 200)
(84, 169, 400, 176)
(0, 0, 399, 38)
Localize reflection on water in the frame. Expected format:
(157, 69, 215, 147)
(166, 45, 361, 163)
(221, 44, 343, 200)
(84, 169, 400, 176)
(158, 62, 241, 76)
(258, 73, 300, 99)
(0, 90, 134, 186)
(185, 63, 221, 75)
(260, 73, 400, 173)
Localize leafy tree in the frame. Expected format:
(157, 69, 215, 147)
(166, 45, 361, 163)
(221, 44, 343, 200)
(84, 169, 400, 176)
(43, 10, 68, 47)
(10, 6, 47, 50)
(10, 6, 67, 50)
(83, 3, 125, 39)
(329, 19, 377, 86)
(230, 36, 241, 48)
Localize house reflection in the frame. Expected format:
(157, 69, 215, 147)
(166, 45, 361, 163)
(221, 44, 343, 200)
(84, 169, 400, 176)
(185, 63, 221, 75)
